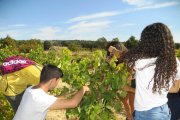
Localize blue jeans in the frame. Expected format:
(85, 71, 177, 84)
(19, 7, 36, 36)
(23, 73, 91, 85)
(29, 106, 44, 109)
(133, 103, 171, 120)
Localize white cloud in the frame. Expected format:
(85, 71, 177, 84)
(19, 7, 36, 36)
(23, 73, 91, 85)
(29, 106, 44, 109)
(138, 1, 179, 9)
(60, 20, 112, 40)
(0, 23, 32, 40)
(68, 21, 111, 30)
(10, 24, 27, 27)
(0, 24, 28, 31)
(174, 34, 180, 43)
(66, 11, 121, 39)
(32, 27, 61, 40)
(0, 30, 21, 38)
(122, 0, 179, 9)
(67, 11, 120, 23)
(122, 0, 153, 7)
(171, 29, 180, 43)
(120, 23, 136, 27)
(67, 20, 112, 38)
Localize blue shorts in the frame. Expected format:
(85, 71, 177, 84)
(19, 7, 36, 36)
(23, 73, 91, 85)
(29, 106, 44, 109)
(133, 103, 171, 120)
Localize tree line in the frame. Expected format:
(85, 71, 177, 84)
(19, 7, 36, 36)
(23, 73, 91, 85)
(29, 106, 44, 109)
(0, 35, 179, 53)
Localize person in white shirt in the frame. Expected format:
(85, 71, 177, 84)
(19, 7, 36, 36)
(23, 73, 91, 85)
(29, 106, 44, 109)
(13, 64, 89, 120)
(121, 23, 180, 120)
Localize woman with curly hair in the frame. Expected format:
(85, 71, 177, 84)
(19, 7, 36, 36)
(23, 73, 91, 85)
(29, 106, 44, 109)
(121, 23, 180, 120)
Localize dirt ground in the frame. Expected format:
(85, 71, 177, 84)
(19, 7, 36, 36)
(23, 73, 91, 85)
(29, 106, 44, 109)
(46, 109, 126, 120)
(46, 109, 67, 120)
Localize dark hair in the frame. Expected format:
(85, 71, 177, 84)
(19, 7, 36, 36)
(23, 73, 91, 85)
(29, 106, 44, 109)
(123, 23, 177, 93)
(40, 64, 63, 83)
(106, 41, 128, 57)
(106, 41, 128, 64)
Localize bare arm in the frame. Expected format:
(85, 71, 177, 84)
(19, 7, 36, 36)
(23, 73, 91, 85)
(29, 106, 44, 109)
(123, 86, 135, 93)
(57, 96, 66, 100)
(123, 69, 135, 93)
(49, 86, 89, 110)
(169, 80, 180, 93)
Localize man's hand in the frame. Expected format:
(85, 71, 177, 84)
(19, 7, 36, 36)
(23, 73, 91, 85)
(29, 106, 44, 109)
(50, 86, 90, 110)
(82, 86, 90, 93)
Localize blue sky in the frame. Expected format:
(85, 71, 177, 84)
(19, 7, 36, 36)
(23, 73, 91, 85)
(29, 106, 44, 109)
(0, 0, 180, 42)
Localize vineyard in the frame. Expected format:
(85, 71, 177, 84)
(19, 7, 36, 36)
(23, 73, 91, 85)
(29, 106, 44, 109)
(0, 46, 180, 120)
(0, 46, 130, 120)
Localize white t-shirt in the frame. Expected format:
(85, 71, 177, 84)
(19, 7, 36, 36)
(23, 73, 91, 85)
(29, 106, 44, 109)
(134, 58, 180, 111)
(13, 86, 57, 120)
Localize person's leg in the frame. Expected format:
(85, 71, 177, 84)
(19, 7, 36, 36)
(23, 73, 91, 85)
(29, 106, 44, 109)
(128, 92, 135, 113)
(5, 96, 17, 112)
(121, 96, 133, 120)
(5, 91, 24, 113)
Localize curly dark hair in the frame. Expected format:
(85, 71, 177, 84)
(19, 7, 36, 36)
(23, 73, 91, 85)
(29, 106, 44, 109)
(122, 23, 177, 93)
